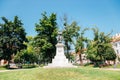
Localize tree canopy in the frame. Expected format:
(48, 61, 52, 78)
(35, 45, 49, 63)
(62, 17, 80, 60)
(34, 12, 58, 63)
(0, 16, 27, 62)
(86, 27, 116, 66)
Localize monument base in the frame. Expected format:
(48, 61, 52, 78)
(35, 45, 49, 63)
(44, 43, 77, 68)
(44, 64, 77, 68)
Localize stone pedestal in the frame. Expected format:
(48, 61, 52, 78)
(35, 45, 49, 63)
(44, 43, 76, 68)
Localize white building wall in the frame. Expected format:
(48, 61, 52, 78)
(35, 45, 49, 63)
(112, 41, 120, 56)
(111, 34, 120, 63)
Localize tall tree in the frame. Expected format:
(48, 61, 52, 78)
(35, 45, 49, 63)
(35, 12, 58, 63)
(75, 28, 88, 65)
(62, 17, 80, 60)
(0, 16, 27, 63)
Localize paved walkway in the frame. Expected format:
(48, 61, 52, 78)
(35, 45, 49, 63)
(0, 70, 10, 72)
(102, 68, 120, 71)
(0, 69, 30, 73)
(0, 68, 120, 73)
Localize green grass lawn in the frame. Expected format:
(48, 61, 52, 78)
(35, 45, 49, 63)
(0, 67, 120, 80)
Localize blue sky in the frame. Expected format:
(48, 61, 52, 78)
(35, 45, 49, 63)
(0, 0, 120, 39)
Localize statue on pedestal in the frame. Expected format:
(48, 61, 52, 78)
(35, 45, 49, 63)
(44, 31, 77, 68)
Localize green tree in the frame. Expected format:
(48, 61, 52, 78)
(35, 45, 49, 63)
(75, 28, 88, 65)
(62, 17, 80, 60)
(14, 36, 37, 64)
(35, 12, 58, 63)
(0, 16, 27, 64)
(86, 27, 116, 66)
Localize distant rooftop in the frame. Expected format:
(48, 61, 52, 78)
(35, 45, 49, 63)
(112, 33, 120, 42)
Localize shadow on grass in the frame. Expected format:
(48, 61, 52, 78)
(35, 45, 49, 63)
(0, 64, 39, 70)
(22, 64, 38, 69)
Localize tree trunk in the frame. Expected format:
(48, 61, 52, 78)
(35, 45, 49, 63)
(7, 59, 11, 68)
(107, 60, 110, 65)
(66, 42, 70, 60)
(78, 52, 83, 65)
